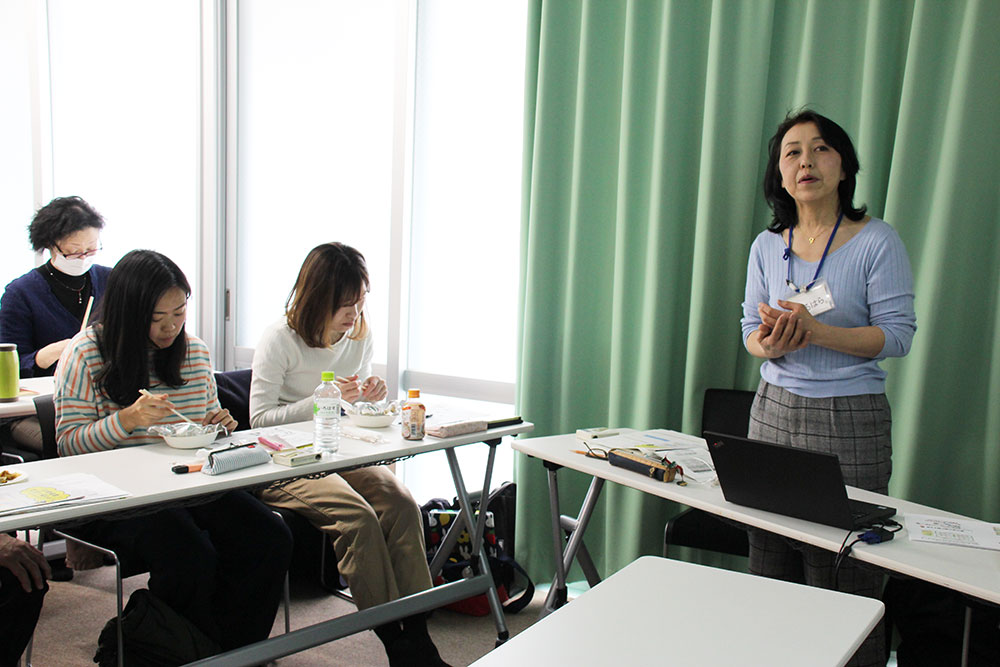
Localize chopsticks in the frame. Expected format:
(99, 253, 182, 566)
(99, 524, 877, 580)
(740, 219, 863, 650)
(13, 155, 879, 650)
(80, 295, 94, 333)
(138, 389, 196, 424)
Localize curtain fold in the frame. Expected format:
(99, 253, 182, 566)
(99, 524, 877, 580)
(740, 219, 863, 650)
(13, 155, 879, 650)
(515, 0, 1000, 583)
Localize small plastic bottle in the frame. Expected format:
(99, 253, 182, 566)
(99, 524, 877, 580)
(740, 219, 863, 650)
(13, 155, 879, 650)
(401, 389, 425, 440)
(313, 371, 342, 452)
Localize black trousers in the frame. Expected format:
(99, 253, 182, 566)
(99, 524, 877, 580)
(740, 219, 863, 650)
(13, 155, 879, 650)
(68, 490, 292, 651)
(0, 567, 47, 667)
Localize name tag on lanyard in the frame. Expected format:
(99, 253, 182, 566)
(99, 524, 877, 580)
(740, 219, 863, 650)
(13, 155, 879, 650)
(782, 277, 836, 316)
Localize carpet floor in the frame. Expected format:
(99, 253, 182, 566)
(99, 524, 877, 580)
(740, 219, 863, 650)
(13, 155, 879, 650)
(29, 566, 547, 666)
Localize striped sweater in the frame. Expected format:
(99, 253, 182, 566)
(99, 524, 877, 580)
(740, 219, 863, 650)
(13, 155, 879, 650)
(55, 328, 221, 456)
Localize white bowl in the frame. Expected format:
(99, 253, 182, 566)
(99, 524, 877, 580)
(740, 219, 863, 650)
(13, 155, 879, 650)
(160, 431, 222, 449)
(347, 413, 396, 429)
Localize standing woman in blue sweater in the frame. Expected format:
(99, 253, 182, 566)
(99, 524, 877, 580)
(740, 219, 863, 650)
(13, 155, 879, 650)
(741, 110, 916, 666)
(0, 196, 111, 455)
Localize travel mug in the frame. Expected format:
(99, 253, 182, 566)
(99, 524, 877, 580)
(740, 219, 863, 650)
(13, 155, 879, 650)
(0, 344, 19, 402)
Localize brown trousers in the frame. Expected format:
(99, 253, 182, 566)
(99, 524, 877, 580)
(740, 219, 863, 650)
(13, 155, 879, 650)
(260, 466, 432, 610)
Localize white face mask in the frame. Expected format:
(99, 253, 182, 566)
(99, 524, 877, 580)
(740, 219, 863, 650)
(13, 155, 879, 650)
(51, 252, 94, 277)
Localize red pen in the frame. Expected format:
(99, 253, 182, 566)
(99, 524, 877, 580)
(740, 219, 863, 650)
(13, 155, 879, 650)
(171, 463, 203, 474)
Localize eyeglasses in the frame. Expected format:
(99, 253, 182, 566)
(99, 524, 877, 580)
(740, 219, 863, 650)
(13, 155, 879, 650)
(54, 243, 102, 260)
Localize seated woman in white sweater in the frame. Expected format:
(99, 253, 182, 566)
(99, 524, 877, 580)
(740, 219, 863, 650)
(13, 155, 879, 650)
(250, 242, 448, 667)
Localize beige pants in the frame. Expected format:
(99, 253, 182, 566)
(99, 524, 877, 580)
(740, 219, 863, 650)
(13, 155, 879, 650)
(9, 417, 43, 455)
(260, 466, 432, 610)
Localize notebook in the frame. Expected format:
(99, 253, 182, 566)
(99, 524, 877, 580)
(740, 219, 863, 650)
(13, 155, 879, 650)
(704, 431, 896, 531)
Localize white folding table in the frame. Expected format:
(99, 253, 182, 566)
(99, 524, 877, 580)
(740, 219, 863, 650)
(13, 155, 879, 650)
(1, 417, 533, 666)
(472, 555, 884, 667)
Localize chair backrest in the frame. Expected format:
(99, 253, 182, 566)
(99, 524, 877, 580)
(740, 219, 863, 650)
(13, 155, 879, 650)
(701, 388, 756, 438)
(33, 394, 59, 459)
(214, 369, 253, 432)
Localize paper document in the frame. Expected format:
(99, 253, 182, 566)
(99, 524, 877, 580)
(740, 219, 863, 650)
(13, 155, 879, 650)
(597, 429, 707, 452)
(0, 472, 131, 517)
(905, 514, 1000, 551)
(218, 426, 314, 449)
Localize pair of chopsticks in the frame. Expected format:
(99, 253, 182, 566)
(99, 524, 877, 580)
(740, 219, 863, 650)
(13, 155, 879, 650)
(138, 388, 196, 424)
(79, 296, 94, 334)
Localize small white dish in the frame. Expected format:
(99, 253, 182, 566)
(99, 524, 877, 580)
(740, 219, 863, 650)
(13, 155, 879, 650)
(0, 470, 28, 485)
(347, 413, 396, 429)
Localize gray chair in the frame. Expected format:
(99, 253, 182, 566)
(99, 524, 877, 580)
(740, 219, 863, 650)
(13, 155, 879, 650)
(662, 388, 754, 559)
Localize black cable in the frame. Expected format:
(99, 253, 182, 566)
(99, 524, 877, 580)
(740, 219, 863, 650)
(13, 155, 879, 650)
(832, 528, 859, 590)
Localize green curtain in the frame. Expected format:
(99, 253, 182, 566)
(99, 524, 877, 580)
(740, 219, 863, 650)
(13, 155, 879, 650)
(514, 0, 1000, 584)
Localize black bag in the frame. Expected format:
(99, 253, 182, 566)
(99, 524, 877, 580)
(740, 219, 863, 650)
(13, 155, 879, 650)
(420, 482, 534, 616)
(94, 589, 220, 667)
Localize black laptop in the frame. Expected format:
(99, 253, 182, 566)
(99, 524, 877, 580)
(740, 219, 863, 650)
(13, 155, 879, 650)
(704, 431, 896, 531)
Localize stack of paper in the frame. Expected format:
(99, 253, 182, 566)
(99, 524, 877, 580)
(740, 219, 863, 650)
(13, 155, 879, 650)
(0, 473, 131, 517)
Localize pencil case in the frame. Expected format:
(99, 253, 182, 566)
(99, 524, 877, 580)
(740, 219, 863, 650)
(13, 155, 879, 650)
(607, 448, 682, 483)
(202, 444, 271, 475)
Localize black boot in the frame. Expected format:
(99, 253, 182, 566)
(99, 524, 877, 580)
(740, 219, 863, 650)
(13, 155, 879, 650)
(401, 614, 450, 667)
(375, 621, 417, 667)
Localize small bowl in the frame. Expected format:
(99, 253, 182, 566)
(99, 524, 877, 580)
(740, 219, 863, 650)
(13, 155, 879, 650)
(150, 422, 226, 449)
(347, 413, 396, 429)
(160, 431, 222, 449)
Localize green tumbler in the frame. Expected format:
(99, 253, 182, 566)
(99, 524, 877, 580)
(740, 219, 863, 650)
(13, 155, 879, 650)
(0, 343, 19, 402)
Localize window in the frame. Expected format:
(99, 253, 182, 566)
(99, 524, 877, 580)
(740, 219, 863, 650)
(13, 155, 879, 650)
(46, 0, 201, 330)
(2, 1, 527, 500)
(0, 1, 44, 290)
(234, 0, 398, 362)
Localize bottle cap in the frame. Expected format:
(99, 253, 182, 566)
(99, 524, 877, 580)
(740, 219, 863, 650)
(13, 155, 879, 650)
(321, 371, 335, 382)
(407, 389, 420, 398)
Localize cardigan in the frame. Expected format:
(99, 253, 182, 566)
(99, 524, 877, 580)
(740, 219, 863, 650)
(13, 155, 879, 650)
(0, 265, 111, 377)
(741, 218, 916, 398)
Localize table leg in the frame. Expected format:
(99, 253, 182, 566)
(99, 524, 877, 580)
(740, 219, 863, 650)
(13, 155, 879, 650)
(540, 463, 604, 617)
(961, 605, 972, 667)
(445, 439, 510, 645)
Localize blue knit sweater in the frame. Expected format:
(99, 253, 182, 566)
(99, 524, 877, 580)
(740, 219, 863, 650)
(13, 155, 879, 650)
(0, 265, 111, 377)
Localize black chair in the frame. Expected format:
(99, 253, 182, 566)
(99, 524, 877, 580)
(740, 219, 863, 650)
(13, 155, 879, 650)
(0, 395, 59, 463)
(214, 369, 344, 595)
(662, 388, 755, 559)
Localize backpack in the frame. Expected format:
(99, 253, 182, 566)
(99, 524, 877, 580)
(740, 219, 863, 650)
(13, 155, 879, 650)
(421, 482, 534, 616)
(94, 589, 220, 667)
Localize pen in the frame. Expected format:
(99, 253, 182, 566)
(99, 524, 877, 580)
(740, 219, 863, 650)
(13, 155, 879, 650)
(171, 463, 203, 474)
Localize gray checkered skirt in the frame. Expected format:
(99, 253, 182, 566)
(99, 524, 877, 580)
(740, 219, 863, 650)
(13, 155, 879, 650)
(747, 380, 892, 494)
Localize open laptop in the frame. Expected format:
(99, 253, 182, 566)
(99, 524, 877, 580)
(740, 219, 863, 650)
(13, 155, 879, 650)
(704, 431, 896, 531)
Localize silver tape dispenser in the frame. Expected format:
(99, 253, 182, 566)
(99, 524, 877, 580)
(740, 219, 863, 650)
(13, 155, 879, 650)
(202, 443, 271, 475)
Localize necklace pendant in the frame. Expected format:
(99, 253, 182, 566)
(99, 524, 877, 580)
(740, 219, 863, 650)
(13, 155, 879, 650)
(808, 237, 816, 244)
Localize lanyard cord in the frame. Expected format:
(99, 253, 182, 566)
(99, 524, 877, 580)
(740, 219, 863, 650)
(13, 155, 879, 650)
(786, 211, 844, 293)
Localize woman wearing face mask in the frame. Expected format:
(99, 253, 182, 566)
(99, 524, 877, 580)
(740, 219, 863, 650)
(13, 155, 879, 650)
(0, 196, 111, 456)
(54, 249, 292, 654)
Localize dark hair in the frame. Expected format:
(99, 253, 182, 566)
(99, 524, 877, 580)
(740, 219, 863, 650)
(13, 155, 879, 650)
(763, 109, 867, 233)
(94, 250, 191, 406)
(28, 196, 106, 251)
(286, 243, 370, 348)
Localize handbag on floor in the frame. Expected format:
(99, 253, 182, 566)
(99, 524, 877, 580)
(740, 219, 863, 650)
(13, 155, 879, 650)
(94, 588, 220, 667)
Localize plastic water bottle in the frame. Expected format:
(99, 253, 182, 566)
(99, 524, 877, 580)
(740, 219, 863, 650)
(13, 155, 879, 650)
(313, 371, 341, 453)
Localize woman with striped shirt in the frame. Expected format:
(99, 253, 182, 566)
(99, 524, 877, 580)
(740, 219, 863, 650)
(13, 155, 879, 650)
(741, 110, 917, 667)
(54, 249, 292, 654)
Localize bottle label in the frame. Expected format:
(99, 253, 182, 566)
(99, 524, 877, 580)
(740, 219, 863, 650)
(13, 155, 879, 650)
(314, 397, 339, 418)
(401, 403, 425, 440)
